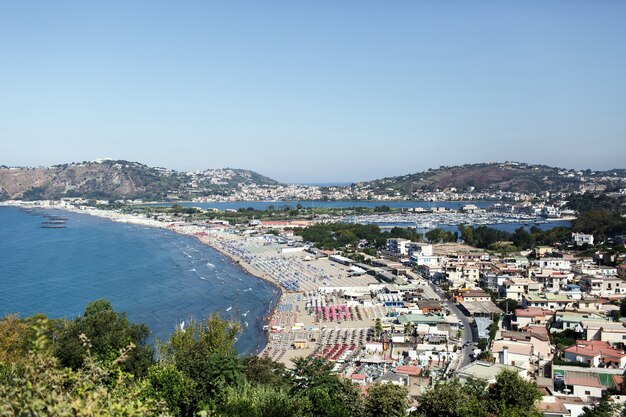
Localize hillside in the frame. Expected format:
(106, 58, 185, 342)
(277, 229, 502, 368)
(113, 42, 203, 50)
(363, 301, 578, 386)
(354, 162, 626, 195)
(0, 160, 280, 201)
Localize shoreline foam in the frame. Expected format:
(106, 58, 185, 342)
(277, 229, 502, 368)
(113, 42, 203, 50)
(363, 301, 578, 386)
(3, 202, 285, 355)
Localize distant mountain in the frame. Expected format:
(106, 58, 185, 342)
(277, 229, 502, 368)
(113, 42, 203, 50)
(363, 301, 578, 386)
(0, 160, 280, 201)
(353, 162, 626, 195)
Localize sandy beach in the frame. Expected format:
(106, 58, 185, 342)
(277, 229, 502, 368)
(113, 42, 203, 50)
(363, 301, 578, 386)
(3, 202, 382, 366)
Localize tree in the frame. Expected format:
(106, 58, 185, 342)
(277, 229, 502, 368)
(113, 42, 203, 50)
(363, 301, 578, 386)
(0, 319, 164, 416)
(157, 314, 243, 411)
(497, 299, 518, 315)
(414, 378, 488, 417)
(215, 381, 311, 417)
(290, 356, 340, 394)
(289, 356, 361, 417)
(488, 369, 542, 416)
(374, 318, 383, 340)
(512, 227, 535, 249)
(146, 364, 196, 417)
(579, 394, 622, 417)
(55, 300, 154, 377)
(365, 383, 408, 417)
(0, 314, 34, 365)
(242, 356, 290, 388)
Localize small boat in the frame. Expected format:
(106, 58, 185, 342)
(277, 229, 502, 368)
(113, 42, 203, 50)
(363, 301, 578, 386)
(226, 306, 232, 312)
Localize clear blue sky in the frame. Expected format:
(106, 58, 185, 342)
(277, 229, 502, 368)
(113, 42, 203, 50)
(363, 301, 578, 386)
(1, 2, 625, 183)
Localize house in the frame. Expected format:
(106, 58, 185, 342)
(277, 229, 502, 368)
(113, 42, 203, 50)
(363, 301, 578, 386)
(583, 321, 626, 345)
(553, 312, 608, 332)
(445, 262, 481, 289)
(572, 232, 594, 247)
(530, 270, 574, 293)
(563, 340, 626, 368)
(387, 238, 412, 257)
(535, 258, 572, 272)
(455, 288, 492, 303)
(522, 293, 576, 311)
(501, 328, 552, 361)
(349, 374, 367, 386)
(407, 243, 433, 257)
(456, 361, 527, 384)
(579, 276, 626, 298)
(492, 340, 534, 369)
(511, 308, 554, 329)
(501, 277, 543, 302)
(555, 368, 624, 401)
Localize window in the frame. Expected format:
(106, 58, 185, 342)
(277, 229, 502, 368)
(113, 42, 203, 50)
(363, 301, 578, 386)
(585, 391, 591, 395)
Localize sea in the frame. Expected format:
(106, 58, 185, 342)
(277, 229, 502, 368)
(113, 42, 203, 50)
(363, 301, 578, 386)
(0, 206, 280, 355)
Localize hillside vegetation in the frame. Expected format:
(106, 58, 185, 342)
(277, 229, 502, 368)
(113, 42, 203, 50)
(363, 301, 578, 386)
(355, 162, 626, 195)
(0, 160, 279, 201)
(0, 300, 545, 416)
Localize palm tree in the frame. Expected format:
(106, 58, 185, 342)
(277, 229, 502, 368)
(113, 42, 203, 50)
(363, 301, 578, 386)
(374, 318, 383, 340)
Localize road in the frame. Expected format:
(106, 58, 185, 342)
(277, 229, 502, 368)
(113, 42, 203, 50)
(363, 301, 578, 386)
(424, 280, 474, 369)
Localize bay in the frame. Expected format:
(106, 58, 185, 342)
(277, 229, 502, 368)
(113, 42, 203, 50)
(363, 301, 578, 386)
(0, 207, 279, 355)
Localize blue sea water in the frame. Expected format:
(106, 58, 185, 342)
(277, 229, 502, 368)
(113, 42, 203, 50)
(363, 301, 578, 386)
(0, 207, 279, 355)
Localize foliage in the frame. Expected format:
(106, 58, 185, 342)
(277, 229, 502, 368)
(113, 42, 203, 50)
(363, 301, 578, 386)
(550, 329, 580, 351)
(0, 319, 166, 416)
(145, 364, 196, 417)
(425, 228, 457, 243)
(156, 314, 243, 411)
(414, 370, 542, 417)
(579, 394, 623, 416)
(55, 299, 154, 377)
(488, 370, 542, 416)
(497, 299, 519, 314)
(365, 383, 408, 417)
(214, 381, 311, 417)
(296, 223, 386, 250)
(459, 223, 572, 250)
(414, 378, 489, 417)
(242, 356, 290, 388)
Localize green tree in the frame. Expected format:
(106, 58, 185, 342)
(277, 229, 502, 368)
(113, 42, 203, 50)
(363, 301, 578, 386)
(415, 378, 488, 417)
(0, 319, 164, 416)
(157, 314, 243, 411)
(374, 318, 383, 340)
(290, 356, 341, 394)
(215, 381, 311, 417)
(55, 299, 154, 377)
(242, 356, 290, 388)
(488, 369, 542, 416)
(146, 364, 196, 417)
(579, 394, 622, 417)
(365, 383, 408, 417)
(511, 227, 535, 250)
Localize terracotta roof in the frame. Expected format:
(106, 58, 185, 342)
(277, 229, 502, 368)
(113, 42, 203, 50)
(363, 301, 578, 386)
(350, 374, 366, 380)
(564, 371, 603, 388)
(394, 365, 421, 376)
(515, 308, 551, 318)
(564, 340, 626, 360)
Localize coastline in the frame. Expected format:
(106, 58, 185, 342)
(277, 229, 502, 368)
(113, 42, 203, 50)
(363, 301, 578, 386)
(2, 202, 285, 354)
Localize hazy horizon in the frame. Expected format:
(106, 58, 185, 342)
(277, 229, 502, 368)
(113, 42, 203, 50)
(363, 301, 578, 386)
(2, 2, 625, 182)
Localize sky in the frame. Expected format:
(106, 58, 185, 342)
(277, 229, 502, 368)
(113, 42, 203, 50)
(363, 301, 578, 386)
(1, 2, 625, 183)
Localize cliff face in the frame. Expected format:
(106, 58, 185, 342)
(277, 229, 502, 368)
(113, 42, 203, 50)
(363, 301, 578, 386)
(0, 160, 279, 200)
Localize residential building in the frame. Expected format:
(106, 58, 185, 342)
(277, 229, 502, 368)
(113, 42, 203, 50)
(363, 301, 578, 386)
(572, 232, 594, 247)
(522, 293, 576, 311)
(563, 340, 626, 368)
